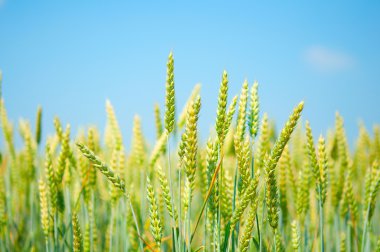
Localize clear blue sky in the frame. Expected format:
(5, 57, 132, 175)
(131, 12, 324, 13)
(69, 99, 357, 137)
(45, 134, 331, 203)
(1, 1, 379, 147)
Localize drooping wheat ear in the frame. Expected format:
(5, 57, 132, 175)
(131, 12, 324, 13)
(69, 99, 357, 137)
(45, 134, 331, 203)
(106, 99, 123, 150)
(154, 103, 164, 140)
(239, 198, 259, 252)
(266, 101, 304, 229)
(157, 164, 178, 220)
(215, 70, 229, 144)
(234, 80, 249, 145)
(230, 169, 260, 229)
(146, 177, 163, 248)
(236, 136, 251, 191)
(255, 113, 269, 172)
(318, 135, 328, 204)
(76, 143, 126, 192)
(165, 51, 175, 134)
(45, 144, 57, 214)
(291, 220, 300, 250)
(248, 81, 259, 138)
(56, 124, 70, 182)
(149, 131, 168, 168)
(38, 180, 49, 243)
(72, 212, 83, 252)
(131, 115, 146, 167)
(183, 96, 201, 194)
(35, 106, 42, 145)
(178, 83, 201, 129)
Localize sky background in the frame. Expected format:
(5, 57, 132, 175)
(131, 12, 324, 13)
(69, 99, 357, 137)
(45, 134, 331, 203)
(0, 1, 379, 148)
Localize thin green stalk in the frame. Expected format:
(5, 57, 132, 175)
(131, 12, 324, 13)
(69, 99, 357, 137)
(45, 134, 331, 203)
(125, 194, 144, 251)
(361, 207, 370, 252)
(178, 168, 182, 252)
(54, 212, 58, 251)
(187, 188, 192, 252)
(259, 188, 266, 252)
(190, 153, 224, 244)
(218, 146, 224, 251)
(251, 149, 261, 250)
(65, 187, 73, 250)
(109, 207, 114, 252)
(319, 198, 325, 252)
(166, 134, 178, 252)
(30, 183, 35, 246)
(231, 161, 239, 252)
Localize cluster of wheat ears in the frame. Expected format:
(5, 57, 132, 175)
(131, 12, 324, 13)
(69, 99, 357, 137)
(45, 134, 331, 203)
(0, 53, 380, 252)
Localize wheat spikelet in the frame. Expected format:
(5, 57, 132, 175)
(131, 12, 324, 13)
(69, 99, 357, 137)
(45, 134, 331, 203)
(156, 165, 178, 220)
(368, 161, 380, 221)
(236, 136, 251, 191)
(291, 220, 300, 250)
(178, 84, 201, 129)
(318, 135, 328, 204)
(154, 103, 164, 140)
(35, 106, 42, 145)
(72, 212, 83, 252)
(165, 52, 175, 134)
(278, 145, 289, 225)
(146, 177, 163, 248)
(255, 113, 269, 172)
(215, 71, 229, 144)
(234, 80, 249, 145)
(183, 96, 201, 194)
(38, 180, 49, 243)
(224, 95, 238, 138)
(131, 115, 146, 168)
(149, 131, 168, 168)
(106, 99, 123, 150)
(76, 143, 126, 192)
(248, 81, 259, 138)
(266, 101, 304, 229)
(230, 169, 260, 229)
(238, 199, 258, 252)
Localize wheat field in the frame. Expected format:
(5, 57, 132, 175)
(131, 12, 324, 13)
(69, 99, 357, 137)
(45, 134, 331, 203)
(0, 53, 379, 252)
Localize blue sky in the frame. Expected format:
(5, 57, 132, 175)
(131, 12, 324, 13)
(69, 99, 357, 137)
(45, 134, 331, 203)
(0, 1, 379, 147)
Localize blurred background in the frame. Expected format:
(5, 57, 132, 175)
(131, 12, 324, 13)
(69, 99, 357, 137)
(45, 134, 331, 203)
(0, 1, 379, 147)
